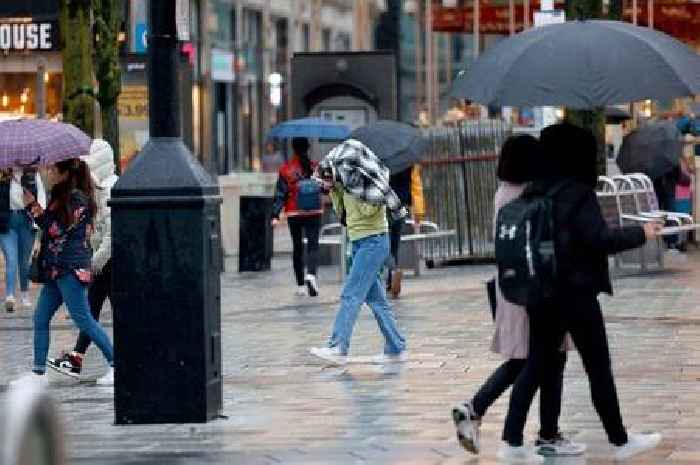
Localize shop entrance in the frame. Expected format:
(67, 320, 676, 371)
(0, 72, 62, 120)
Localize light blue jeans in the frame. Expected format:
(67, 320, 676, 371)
(33, 274, 114, 374)
(0, 211, 37, 297)
(329, 233, 406, 355)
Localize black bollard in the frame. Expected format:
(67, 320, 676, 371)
(110, 0, 223, 424)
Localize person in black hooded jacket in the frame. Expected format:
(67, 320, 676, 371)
(498, 123, 664, 463)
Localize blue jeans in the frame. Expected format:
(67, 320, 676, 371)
(328, 233, 406, 355)
(33, 274, 114, 373)
(0, 211, 36, 297)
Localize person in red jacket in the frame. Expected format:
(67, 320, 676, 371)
(272, 137, 322, 297)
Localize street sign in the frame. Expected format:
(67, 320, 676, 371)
(211, 49, 235, 82)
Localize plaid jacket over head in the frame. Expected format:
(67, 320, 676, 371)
(320, 139, 408, 220)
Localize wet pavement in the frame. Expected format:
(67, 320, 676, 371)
(1, 250, 699, 465)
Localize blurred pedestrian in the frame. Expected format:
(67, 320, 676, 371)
(309, 140, 406, 365)
(272, 137, 322, 297)
(499, 123, 662, 463)
(0, 167, 46, 312)
(386, 164, 425, 298)
(262, 140, 285, 173)
(452, 135, 581, 458)
(47, 140, 118, 378)
(12, 158, 114, 387)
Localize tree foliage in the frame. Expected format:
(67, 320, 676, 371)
(564, 0, 606, 176)
(93, 0, 123, 173)
(59, 0, 95, 137)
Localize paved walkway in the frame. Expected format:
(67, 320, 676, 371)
(1, 250, 699, 465)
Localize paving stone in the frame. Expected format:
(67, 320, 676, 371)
(1, 252, 700, 464)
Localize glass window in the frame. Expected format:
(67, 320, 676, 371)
(302, 23, 310, 51)
(322, 28, 332, 51)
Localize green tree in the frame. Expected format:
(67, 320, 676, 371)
(59, 0, 95, 136)
(564, 0, 606, 175)
(93, 0, 123, 173)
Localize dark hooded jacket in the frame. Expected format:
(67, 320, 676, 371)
(534, 123, 646, 296)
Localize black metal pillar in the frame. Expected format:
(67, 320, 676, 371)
(111, 0, 223, 424)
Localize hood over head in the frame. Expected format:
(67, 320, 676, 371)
(83, 139, 116, 185)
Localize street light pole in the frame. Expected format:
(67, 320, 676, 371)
(110, 0, 224, 424)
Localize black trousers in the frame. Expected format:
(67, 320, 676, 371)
(473, 353, 566, 441)
(503, 295, 628, 446)
(288, 216, 320, 286)
(386, 217, 404, 286)
(74, 260, 112, 354)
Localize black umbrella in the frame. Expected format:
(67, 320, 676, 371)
(451, 20, 700, 109)
(617, 121, 683, 180)
(349, 120, 428, 173)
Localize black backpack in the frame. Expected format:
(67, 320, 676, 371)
(494, 182, 568, 308)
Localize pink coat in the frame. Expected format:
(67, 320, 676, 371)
(489, 182, 573, 359)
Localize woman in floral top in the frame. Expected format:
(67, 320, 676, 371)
(16, 158, 114, 386)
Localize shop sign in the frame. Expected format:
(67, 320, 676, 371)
(0, 21, 57, 51)
(133, 22, 148, 53)
(432, 1, 566, 34)
(118, 85, 149, 120)
(211, 49, 235, 82)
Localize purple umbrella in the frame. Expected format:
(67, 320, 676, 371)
(0, 119, 91, 168)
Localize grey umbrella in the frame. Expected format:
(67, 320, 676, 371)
(349, 120, 428, 173)
(451, 20, 700, 109)
(617, 121, 683, 180)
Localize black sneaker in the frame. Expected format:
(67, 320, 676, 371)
(47, 352, 83, 378)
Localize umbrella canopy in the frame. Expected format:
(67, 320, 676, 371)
(349, 120, 428, 173)
(0, 119, 91, 168)
(267, 117, 351, 140)
(451, 20, 700, 109)
(617, 121, 683, 179)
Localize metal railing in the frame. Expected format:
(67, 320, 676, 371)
(421, 120, 511, 263)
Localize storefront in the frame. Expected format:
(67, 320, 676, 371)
(0, 2, 63, 121)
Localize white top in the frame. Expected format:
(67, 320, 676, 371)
(9, 170, 47, 210)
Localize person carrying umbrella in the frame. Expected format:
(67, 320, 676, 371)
(500, 124, 662, 463)
(386, 165, 425, 298)
(309, 139, 407, 365)
(348, 120, 429, 299)
(0, 166, 46, 312)
(271, 137, 323, 297)
(12, 158, 114, 387)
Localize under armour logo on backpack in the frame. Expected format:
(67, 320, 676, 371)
(499, 224, 517, 240)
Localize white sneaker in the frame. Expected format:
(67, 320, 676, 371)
(5, 295, 15, 313)
(535, 433, 586, 456)
(452, 401, 481, 454)
(20, 293, 32, 309)
(295, 286, 307, 297)
(498, 444, 545, 464)
(305, 274, 319, 297)
(10, 372, 49, 389)
(309, 346, 347, 366)
(96, 367, 114, 386)
(613, 432, 662, 460)
(371, 352, 408, 364)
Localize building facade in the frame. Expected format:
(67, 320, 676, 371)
(0, 1, 63, 121)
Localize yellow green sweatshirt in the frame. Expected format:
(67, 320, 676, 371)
(330, 185, 388, 242)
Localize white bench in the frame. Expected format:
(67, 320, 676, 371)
(317, 221, 456, 280)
